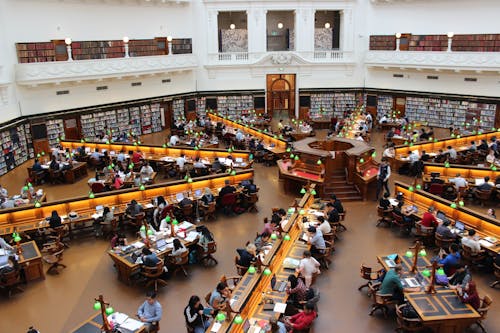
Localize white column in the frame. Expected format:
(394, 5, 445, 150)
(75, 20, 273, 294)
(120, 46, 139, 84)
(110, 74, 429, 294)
(341, 9, 353, 52)
(295, 8, 314, 53)
(248, 8, 267, 54)
(207, 10, 219, 54)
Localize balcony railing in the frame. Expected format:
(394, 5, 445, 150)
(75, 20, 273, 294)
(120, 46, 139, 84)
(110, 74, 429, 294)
(15, 54, 198, 85)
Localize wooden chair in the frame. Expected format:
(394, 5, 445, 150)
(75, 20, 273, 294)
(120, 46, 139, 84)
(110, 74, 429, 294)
(234, 256, 248, 276)
(220, 193, 237, 215)
(334, 210, 347, 232)
(368, 284, 395, 318)
(391, 212, 408, 236)
(461, 244, 486, 270)
(428, 183, 444, 196)
(243, 193, 259, 213)
(142, 259, 168, 292)
(100, 218, 118, 238)
(30, 169, 46, 185)
(263, 152, 275, 166)
(220, 275, 241, 291)
(201, 202, 217, 222)
(395, 304, 424, 332)
(49, 168, 64, 184)
(358, 264, 384, 293)
(169, 251, 189, 277)
(197, 241, 218, 266)
(127, 212, 146, 230)
(0, 269, 24, 298)
(317, 241, 334, 270)
(91, 181, 105, 193)
(181, 204, 194, 222)
(322, 231, 335, 243)
(434, 233, 454, 251)
(489, 263, 500, 288)
(474, 189, 493, 206)
(42, 246, 67, 274)
(474, 295, 493, 333)
(377, 206, 393, 227)
(414, 223, 435, 247)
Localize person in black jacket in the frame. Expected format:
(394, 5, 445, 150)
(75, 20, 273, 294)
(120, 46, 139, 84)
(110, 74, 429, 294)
(236, 243, 257, 267)
(219, 180, 236, 198)
(49, 210, 62, 229)
(325, 203, 339, 223)
(330, 194, 344, 214)
(379, 192, 391, 210)
(184, 295, 211, 333)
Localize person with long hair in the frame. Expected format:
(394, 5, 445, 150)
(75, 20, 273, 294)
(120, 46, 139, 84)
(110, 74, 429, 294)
(286, 275, 308, 309)
(269, 318, 286, 333)
(171, 238, 187, 257)
(459, 281, 481, 310)
(184, 295, 211, 333)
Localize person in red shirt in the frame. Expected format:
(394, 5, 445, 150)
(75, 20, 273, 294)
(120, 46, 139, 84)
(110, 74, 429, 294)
(420, 206, 438, 228)
(283, 302, 317, 332)
(132, 149, 143, 164)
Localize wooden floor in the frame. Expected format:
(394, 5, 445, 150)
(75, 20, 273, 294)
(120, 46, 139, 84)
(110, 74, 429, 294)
(0, 128, 498, 333)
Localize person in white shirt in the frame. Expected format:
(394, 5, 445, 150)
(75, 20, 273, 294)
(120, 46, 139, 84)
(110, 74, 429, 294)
(317, 216, 331, 235)
(447, 146, 457, 159)
(355, 134, 364, 141)
(193, 157, 206, 169)
(296, 250, 320, 287)
(0, 236, 14, 251)
(365, 113, 373, 129)
(383, 146, 395, 159)
(486, 149, 497, 165)
(449, 173, 468, 190)
(379, 114, 388, 124)
(140, 162, 154, 178)
(235, 130, 244, 142)
(176, 154, 187, 170)
(278, 120, 284, 132)
(90, 149, 102, 161)
(116, 152, 126, 163)
(169, 134, 180, 146)
(408, 150, 420, 164)
(461, 229, 481, 254)
(0, 185, 8, 199)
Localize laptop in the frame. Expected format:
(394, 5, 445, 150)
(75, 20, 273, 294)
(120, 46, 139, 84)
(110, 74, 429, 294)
(235, 157, 243, 163)
(404, 277, 420, 288)
(176, 193, 184, 202)
(96, 205, 104, 212)
(430, 172, 440, 178)
(436, 211, 449, 223)
(454, 221, 465, 232)
(194, 189, 202, 198)
(475, 178, 485, 186)
(156, 239, 167, 251)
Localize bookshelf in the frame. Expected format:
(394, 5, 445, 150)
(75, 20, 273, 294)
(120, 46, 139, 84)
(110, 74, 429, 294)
(173, 99, 185, 121)
(16, 42, 55, 63)
(129, 107, 142, 136)
(377, 95, 394, 119)
(334, 92, 357, 116)
(0, 123, 34, 176)
(140, 103, 163, 134)
(196, 97, 207, 118)
(171, 39, 193, 54)
(310, 93, 335, 119)
(216, 95, 254, 119)
(46, 119, 65, 146)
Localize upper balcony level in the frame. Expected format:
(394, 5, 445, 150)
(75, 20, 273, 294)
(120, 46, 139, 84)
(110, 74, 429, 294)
(366, 33, 500, 72)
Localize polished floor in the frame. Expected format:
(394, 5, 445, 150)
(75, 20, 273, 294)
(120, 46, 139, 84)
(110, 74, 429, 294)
(0, 128, 498, 333)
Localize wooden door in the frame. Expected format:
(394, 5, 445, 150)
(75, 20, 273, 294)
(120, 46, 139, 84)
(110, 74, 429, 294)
(399, 34, 411, 51)
(33, 139, 50, 156)
(495, 105, 500, 129)
(164, 101, 173, 129)
(52, 40, 68, 61)
(266, 74, 296, 118)
(395, 96, 406, 117)
(63, 117, 80, 140)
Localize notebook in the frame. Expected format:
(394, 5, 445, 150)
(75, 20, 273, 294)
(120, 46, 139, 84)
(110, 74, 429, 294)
(385, 259, 396, 268)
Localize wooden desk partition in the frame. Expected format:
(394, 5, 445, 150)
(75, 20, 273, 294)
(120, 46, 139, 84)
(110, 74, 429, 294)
(423, 162, 500, 183)
(0, 170, 254, 236)
(390, 130, 499, 170)
(207, 112, 287, 153)
(394, 181, 500, 254)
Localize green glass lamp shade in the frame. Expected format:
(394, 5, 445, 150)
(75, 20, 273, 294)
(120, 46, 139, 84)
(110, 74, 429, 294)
(263, 268, 272, 276)
(231, 170, 236, 176)
(451, 134, 455, 138)
(458, 200, 464, 207)
(416, 184, 422, 190)
(129, 164, 134, 170)
(283, 234, 291, 241)
(492, 166, 498, 171)
(23, 186, 29, 191)
(247, 266, 256, 274)
(409, 143, 414, 147)
(294, 155, 299, 161)
(289, 154, 295, 159)
(456, 135, 461, 139)
(194, 146, 199, 150)
(419, 249, 427, 257)
(105, 307, 114, 315)
(56, 138, 60, 142)
(34, 201, 41, 208)
(228, 148, 232, 153)
(80, 139, 84, 143)
(140, 225, 146, 231)
(408, 186, 414, 192)
(371, 152, 376, 157)
(428, 137, 433, 141)
(134, 142, 138, 146)
(36, 153, 41, 158)
(404, 141, 408, 145)
(316, 159, 322, 165)
(444, 162, 450, 168)
(437, 268, 445, 276)
(41, 151, 45, 156)
(147, 229, 154, 236)
(93, 302, 101, 310)
(249, 154, 253, 160)
(258, 129, 262, 133)
(233, 315, 243, 325)
(14, 236, 22, 243)
(165, 216, 171, 222)
(270, 233, 277, 240)
(434, 138, 438, 142)
(300, 188, 306, 194)
(299, 209, 305, 215)
(405, 250, 413, 258)
(478, 131, 482, 135)
(216, 313, 226, 322)
(359, 158, 364, 163)
(108, 165, 113, 170)
(27, 182, 32, 187)
(287, 208, 294, 214)
(187, 178, 193, 183)
(89, 192, 95, 199)
(310, 189, 317, 196)
(162, 144, 167, 148)
(138, 141, 141, 145)
(106, 140, 110, 144)
(286, 148, 291, 153)
(450, 203, 457, 209)
(422, 269, 431, 277)
(279, 135, 284, 139)
(139, 184, 146, 191)
(184, 175, 189, 180)
(172, 219, 178, 225)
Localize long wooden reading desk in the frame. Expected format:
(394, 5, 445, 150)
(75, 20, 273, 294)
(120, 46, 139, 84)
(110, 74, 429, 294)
(70, 311, 145, 333)
(389, 131, 499, 170)
(394, 181, 500, 254)
(422, 162, 500, 186)
(207, 190, 315, 333)
(0, 170, 254, 237)
(207, 112, 287, 155)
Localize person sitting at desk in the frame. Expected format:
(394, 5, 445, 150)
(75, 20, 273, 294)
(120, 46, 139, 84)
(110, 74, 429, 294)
(152, 196, 167, 227)
(379, 114, 388, 124)
(20, 182, 35, 199)
(209, 282, 230, 311)
(297, 250, 320, 287)
(393, 202, 415, 232)
(242, 179, 257, 194)
(421, 207, 439, 228)
(176, 154, 187, 171)
(354, 133, 364, 141)
(140, 162, 154, 179)
(184, 295, 211, 333)
(236, 243, 257, 267)
(282, 302, 317, 333)
(0, 236, 14, 251)
(261, 217, 278, 235)
(170, 238, 187, 257)
(49, 210, 62, 229)
(141, 248, 160, 267)
(383, 145, 395, 159)
(419, 128, 429, 141)
(478, 139, 489, 151)
(331, 194, 344, 214)
(469, 141, 477, 152)
(193, 157, 206, 170)
(90, 148, 102, 162)
(169, 134, 180, 146)
(448, 173, 468, 190)
(200, 188, 215, 206)
(286, 274, 308, 309)
(133, 173, 142, 187)
(137, 291, 163, 333)
(438, 243, 461, 276)
(113, 174, 124, 190)
(254, 232, 271, 252)
(325, 203, 339, 223)
(447, 146, 457, 160)
(272, 208, 287, 225)
(0, 184, 8, 199)
(132, 149, 143, 164)
(307, 226, 326, 259)
(434, 149, 446, 163)
(476, 176, 493, 191)
(420, 150, 431, 162)
(317, 216, 331, 235)
(219, 180, 236, 198)
(211, 158, 224, 174)
(487, 208, 496, 219)
(126, 199, 143, 217)
(256, 140, 265, 151)
(379, 265, 419, 304)
(0, 197, 16, 209)
(379, 192, 391, 210)
(95, 206, 114, 237)
(458, 281, 480, 310)
(235, 130, 244, 142)
(278, 119, 284, 132)
(486, 149, 498, 165)
(461, 229, 482, 254)
(179, 194, 193, 208)
(436, 220, 457, 241)
(449, 264, 472, 290)
(111, 232, 127, 248)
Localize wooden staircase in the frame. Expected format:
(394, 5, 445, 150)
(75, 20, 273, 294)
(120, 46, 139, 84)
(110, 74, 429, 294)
(322, 170, 363, 202)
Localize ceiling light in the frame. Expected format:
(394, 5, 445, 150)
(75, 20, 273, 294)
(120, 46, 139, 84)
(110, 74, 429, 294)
(230, 23, 236, 30)
(447, 32, 454, 38)
(277, 22, 284, 29)
(395, 33, 402, 39)
(65, 37, 72, 45)
(324, 22, 331, 29)
(123, 36, 129, 43)
(167, 36, 173, 42)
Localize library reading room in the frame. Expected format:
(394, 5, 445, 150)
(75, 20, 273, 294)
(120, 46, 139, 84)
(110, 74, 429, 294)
(1, 0, 500, 332)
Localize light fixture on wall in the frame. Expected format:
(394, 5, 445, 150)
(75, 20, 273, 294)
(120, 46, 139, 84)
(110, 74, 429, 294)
(447, 32, 454, 52)
(65, 37, 73, 61)
(277, 22, 284, 29)
(123, 36, 130, 58)
(167, 35, 173, 55)
(229, 23, 236, 30)
(324, 22, 331, 29)
(395, 33, 401, 52)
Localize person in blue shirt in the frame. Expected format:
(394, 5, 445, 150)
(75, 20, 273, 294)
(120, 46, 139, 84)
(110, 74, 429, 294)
(141, 248, 160, 267)
(32, 159, 43, 172)
(439, 243, 461, 276)
(137, 291, 162, 332)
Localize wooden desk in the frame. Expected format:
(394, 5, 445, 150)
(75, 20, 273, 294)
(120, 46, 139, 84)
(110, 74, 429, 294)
(64, 162, 88, 183)
(18, 240, 45, 281)
(311, 118, 331, 130)
(406, 290, 480, 333)
(69, 312, 145, 333)
(422, 163, 500, 186)
(395, 181, 500, 254)
(378, 253, 430, 274)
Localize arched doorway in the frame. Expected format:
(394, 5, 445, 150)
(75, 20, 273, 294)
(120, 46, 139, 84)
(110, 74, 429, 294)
(266, 74, 296, 119)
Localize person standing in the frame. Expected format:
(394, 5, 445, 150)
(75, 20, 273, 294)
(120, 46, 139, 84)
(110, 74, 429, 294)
(137, 291, 162, 332)
(376, 158, 391, 200)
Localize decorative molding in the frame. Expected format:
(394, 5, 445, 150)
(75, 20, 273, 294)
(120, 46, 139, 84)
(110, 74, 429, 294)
(271, 53, 293, 65)
(365, 51, 500, 72)
(15, 55, 198, 86)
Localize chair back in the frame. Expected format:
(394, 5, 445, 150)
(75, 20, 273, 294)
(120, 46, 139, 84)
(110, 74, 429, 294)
(476, 189, 492, 200)
(205, 202, 216, 213)
(234, 256, 247, 276)
(391, 212, 404, 225)
(339, 210, 346, 221)
(435, 232, 453, 249)
(494, 263, 500, 279)
(143, 259, 164, 278)
(246, 193, 259, 204)
(172, 251, 189, 265)
(91, 182, 105, 193)
(360, 264, 373, 280)
(204, 292, 212, 304)
(221, 193, 237, 205)
(206, 241, 217, 254)
(220, 275, 241, 290)
(182, 204, 194, 216)
(395, 304, 423, 330)
(0, 269, 21, 287)
(429, 183, 444, 196)
(478, 295, 493, 319)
